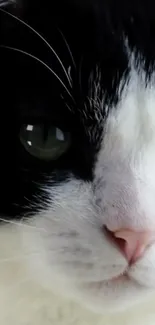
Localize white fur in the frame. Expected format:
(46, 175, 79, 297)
(1, 57, 155, 324)
(0, 224, 155, 325)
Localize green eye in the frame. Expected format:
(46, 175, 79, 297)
(20, 124, 71, 161)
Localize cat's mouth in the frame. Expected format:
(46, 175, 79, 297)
(106, 266, 130, 283)
(110, 272, 129, 282)
(107, 272, 147, 288)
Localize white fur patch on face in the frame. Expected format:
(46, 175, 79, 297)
(95, 63, 155, 231)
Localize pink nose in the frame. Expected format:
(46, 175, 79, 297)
(109, 229, 155, 263)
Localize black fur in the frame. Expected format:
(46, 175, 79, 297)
(0, 0, 155, 218)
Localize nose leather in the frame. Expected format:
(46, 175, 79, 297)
(112, 229, 155, 263)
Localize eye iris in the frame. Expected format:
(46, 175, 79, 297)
(20, 124, 70, 160)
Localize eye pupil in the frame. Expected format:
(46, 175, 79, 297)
(20, 124, 70, 161)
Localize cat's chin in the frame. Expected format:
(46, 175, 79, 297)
(74, 275, 153, 314)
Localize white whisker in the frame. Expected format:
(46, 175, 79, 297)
(0, 1, 12, 7)
(65, 102, 73, 112)
(67, 66, 72, 84)
(0, 45, 75, 102)
(58, 28, 76, 70)
(0, 217, 47, 232)
(0, 8, 72, 87)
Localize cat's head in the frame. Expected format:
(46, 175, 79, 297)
(1, 0, 155, 313)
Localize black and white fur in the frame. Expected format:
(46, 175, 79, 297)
(0, 0, 155, 324)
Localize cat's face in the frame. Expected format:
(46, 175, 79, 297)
(1, 0, 155, 314)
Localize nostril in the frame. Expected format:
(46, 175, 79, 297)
(103, 226, 126, 256)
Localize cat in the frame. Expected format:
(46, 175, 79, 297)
(0, 0, 155, 324)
